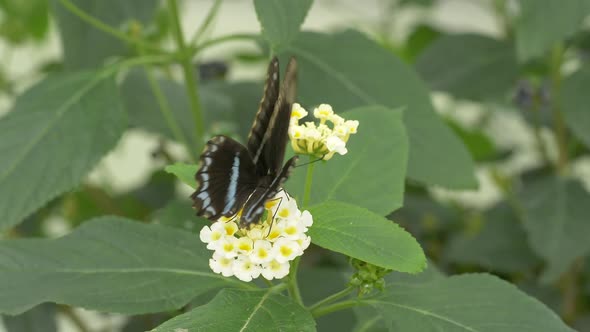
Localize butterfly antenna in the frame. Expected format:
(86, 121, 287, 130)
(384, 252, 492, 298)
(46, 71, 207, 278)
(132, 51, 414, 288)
(265, 196, 283, 238)
(277, 187, 290, 201)
(294, 156, 324, 168)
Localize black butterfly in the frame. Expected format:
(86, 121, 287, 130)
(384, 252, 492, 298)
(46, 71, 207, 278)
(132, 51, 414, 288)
(191, 57, 298, 228)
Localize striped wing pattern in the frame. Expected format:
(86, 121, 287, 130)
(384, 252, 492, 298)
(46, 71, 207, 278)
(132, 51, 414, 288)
(191, 57, 298, 227)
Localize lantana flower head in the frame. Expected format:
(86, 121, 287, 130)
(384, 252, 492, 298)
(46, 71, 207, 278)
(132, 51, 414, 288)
(289, 103, 359, 160)
(200, 190, 312, 282)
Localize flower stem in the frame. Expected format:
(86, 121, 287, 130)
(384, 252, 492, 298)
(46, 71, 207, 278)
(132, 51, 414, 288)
(287, 256, 303, 305)
(308, 286, 355, 312)
(189, 0, 223, 46)
(58, 0, 163, 54)
(168, 0, 205, 147)
(311, 299, 362, 318)
(302, 156, 316, 207)
(287, 156, 316, 305)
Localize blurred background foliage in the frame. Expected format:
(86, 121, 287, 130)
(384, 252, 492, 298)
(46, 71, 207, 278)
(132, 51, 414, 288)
(1, 0, 590, 331)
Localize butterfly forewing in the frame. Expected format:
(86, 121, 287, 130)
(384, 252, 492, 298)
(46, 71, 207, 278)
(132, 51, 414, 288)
(191, 136, 258, 220)
(261, 57, 297, 175)
(247, 57, 281, 174)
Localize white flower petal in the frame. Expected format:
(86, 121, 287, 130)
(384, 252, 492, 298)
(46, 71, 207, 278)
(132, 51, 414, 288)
(250, 239, 274, 264)
(300, 210, 313, 228)
(273, 238, 302, 263)
(326, 135, 348, 155)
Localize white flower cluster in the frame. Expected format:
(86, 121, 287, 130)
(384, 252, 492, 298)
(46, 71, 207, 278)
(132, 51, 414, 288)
(200, 190, 312, 282)
(289, 103, 359, 160)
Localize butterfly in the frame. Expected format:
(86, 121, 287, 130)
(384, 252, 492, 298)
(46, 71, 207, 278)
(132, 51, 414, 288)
(191, 57, 298, 228)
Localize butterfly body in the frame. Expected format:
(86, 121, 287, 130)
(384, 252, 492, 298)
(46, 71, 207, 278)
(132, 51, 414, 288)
(191, 57, 298, 228)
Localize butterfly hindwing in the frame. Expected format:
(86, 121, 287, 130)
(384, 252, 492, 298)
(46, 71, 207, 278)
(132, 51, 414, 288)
(191, 136, 258, 220)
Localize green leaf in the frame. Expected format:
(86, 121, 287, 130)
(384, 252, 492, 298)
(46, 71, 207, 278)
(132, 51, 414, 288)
(164, 163, 198, 189)
(207, 81, 264, 140)
(562, 65, 590, 148)
(445, 204, 540, 273)
(120, 70, 234, 144)
(287, 106, 407, 215)
(2, 304, 57, 332)
(280, 30, 476, 189)
(353, 263, 444, 332)
(416, 34, 518, 100)
(53, 0, 158, 69)
(152, 199, 206, 233)
(308, 201, 426, 273)
(151, 288, 316, 332)
(254, 0, 313, 53)
(0, 217, 249, 315)
(0, 0, 49, 43)
(521, 177, 590, 282)
(299, 268, 357, 331)
(447, 120, 497, 162)
(0, 72, 126, 230)
(401, 24, 441, 62)
(367, 273, 572, 332)
(515, 0, 590, 61)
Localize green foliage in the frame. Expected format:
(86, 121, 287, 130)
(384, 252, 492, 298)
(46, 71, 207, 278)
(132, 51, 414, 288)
(254, 0, 313, 53)
(308, 201, 426, 273)
(121, 69, 235, 145)
(151, 288, 316, 332)
(1, 304, 57, 332)
(515, 0, 590, 61)
(0, 72, 126, 230)
(0, 0, 49, 43)
(165, 163, 198, 189)
(287, 107, 407, 214)
(53, 0, 159, 69)
(0, 217, 246, 315)
(367, 274, 573, 332)
(521, 178, 590, 282)
(445, 204, 540, 273)
(2, 0, 590, 330)
(281, 30, 477, 189)
(561, 65, 590, 149)
(417, 34, 518, 100)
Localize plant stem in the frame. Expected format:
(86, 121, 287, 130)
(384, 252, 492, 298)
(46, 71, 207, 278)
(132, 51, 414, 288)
(287, 256, 304, 305)
(308, 286, 355, 312)
(143, 64, 197, 162)
(287, 156, 317, 305)
(58, 0, 162, 53)
(190, 0, 223, 46)
(311, 299, 362, 318)
(302, 156, 316, 207)
(549, 43, 568, 174)
(168, 0, 205, 146)
(561, 258, 583, 323)
(191, 33, 259, 55)
(531, 93, 551, 165)
(103, 54, 177, 76)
